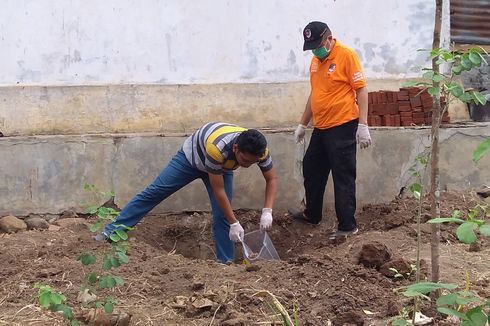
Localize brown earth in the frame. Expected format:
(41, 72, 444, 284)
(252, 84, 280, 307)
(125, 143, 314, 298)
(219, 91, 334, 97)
(0, 191, 489, 326)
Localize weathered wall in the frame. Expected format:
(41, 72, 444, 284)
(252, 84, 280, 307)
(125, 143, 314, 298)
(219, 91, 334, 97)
(0, 0, 440, 136)
(0, 79, 420, 136)
(1, 125, 489, 216)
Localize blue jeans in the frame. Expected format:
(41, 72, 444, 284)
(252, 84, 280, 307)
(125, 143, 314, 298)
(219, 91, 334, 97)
(104, 149, 234, 263)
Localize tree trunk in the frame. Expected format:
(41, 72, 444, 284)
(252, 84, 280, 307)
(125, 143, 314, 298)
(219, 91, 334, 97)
(430, 0, 443, 283)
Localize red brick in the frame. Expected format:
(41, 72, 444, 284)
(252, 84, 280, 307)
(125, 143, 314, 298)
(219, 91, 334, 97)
(371, 115, 382, 126)
(393, 115, 401, 126)
(387, 103, 398, 115)
(379, 92, 388, 103)
(400, 111, 412, 117)
(425, 116, 432, 124)
(401, 117, 413, 122)
(413, 112, 425, 119)
(398, 105, 412, 112)
(382, 115, 393, 126)
(397, 91, 409, 100)
(410, 96, 422, 107)
(413, 118, 425, 125)
(402, 120, 413, 126)
(368, 92, 373, 104)
(412, 107, 423, 113)
(420, 92, 432, 101)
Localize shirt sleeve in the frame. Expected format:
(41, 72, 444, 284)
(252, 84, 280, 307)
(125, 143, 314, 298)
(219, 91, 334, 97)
(257, 148, 273, 172)
(204, 143, 224, 174)
(346, 50, 367, 90)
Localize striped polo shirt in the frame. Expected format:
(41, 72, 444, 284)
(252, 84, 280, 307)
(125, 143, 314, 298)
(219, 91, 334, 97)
(182, 122, 273, 174)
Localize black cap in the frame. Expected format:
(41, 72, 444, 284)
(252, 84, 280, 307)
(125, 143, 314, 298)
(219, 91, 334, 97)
(303, 21, 329, 51)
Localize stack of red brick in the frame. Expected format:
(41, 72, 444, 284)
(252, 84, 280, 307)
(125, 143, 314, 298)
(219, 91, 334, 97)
(368, 87, 449, 127)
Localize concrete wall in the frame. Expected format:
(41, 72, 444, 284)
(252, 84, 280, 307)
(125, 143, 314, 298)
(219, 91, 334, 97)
(0, 0, 439, 136)
(1, 125, 489, 216)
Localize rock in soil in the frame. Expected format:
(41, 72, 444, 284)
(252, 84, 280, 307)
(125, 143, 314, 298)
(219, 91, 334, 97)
(379, 257, 412, 278)
(0, 215, 27, 233)
(54, 217, 88, 228)
(76, 308, 131, 326)
(358, 241, 392, 269)
(25, 217, 49, 230)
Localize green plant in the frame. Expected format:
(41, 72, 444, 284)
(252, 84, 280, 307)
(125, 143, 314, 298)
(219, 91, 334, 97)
(473, 138, 490, 163)
(34, 284, 79, 326)
(35, 184, 131, 325)
(395, 280, 490, 326)
(389, 264, 417, 280)
(427, 204, 490, 244)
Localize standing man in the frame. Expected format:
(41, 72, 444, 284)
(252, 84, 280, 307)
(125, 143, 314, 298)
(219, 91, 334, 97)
(289, 21, 371, 240)
(97, 122, 277, 264)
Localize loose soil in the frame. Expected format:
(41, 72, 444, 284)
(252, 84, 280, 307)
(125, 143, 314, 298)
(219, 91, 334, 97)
(0, 191, 489, 326)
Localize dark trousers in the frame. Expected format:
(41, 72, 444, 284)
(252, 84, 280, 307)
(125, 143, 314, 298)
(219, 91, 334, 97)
(303, 119, 358, 231)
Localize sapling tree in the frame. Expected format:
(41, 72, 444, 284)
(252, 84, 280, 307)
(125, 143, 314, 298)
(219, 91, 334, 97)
(34, 184, 131, 325)
(404, 0, 488, 284)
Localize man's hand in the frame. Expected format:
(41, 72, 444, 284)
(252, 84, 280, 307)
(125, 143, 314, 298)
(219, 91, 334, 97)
(294, 124, 307, 143)
(229, 221, 244, 242)
(260, 208, 273, 230)
(356, 124, 371, 149)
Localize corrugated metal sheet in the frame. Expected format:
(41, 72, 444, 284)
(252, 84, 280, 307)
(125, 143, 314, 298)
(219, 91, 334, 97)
(450, 0, 490, 45)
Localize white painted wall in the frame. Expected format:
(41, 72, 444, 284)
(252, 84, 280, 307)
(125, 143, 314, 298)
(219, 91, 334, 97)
(0, 0, 436, 86)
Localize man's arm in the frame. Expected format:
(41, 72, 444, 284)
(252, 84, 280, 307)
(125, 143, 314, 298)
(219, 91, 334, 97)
(208, 173, 237, 224)
(300, 93, 313, 126)
(356, 87, 368, 125)
(261, 167, 278, 209)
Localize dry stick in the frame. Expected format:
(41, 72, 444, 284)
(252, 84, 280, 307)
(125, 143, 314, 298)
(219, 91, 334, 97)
(208, 304, 222, 326)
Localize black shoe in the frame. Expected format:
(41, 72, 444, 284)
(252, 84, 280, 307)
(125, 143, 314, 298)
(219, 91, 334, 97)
(328, 227, 359, 240)
(288, 207, 319, 225)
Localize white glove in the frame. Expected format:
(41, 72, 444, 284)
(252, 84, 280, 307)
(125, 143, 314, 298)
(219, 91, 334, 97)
(260, 208, 273, 230)
(356, 123, 372, 149)
(294, 124, 307, 143)
(229, 221, 244, 242)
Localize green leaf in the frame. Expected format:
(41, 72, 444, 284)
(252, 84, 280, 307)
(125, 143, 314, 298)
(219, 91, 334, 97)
(404, 282, 458, 295)
(391, 319, 411, 326)
(77, 253, 96, 266)
(102, 255, 113, 270)
(95, 301, 104, 308)
(409, 183, 422, 200)
(109, 233, 121, 243)
(452, 65, 463, 75)
(423, 70, 434, 79)
(115, 229, 128, 241)
(469, 52, 482, 66)
(450, 85, 464, 98)
(39, 292, 52, 308)
(471, 92, 487, 106)
(432, 74, 444, 83)
(85, 205, 99, 215)
(117, 251, 129, 264)
(114, 276, 125, 286)
(71, 320, 80, 326)
(428, 86, 438, 96)
(456, 222, 478, 244)
(467, 307, 487, 326)
(437, 307, 468, 319)
(479, 224, 490, 237)
(106, 276, 117, 288)
(87, 272, 98, 285)
(104, 302, 114, 314)
(110, 256, 121, 268)
(427, 217, 465, 224)
(50, 293, 66, 305)
(461, 57, 473, 70)
(89, 220, 104, 233)
(437, 293, 458, 306)
(473, 138, 490, 163)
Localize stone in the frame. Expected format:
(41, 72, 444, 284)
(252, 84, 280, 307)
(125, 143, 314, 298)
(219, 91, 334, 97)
(54, 218, 87, 228)
(358, 242, 392, 269)
(379, 258, 412, 278)
(25, 217, 49, 230)
(0, 215, 27, 233)
(220, 318, 246, 326)
(192, 281, 205, 291)
(60, 210, 79, 219)
(48, 225, 61, 231)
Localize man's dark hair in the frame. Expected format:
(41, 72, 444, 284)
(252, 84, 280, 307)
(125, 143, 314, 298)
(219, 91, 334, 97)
(236, 129, 267, 157)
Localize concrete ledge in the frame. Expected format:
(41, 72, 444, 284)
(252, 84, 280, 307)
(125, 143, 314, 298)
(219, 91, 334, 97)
(1, 124, 489, 216)
(0, 79, 444, 136)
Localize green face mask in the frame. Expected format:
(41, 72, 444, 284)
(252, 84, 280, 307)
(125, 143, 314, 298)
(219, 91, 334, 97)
(312, 46, 329, 59)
